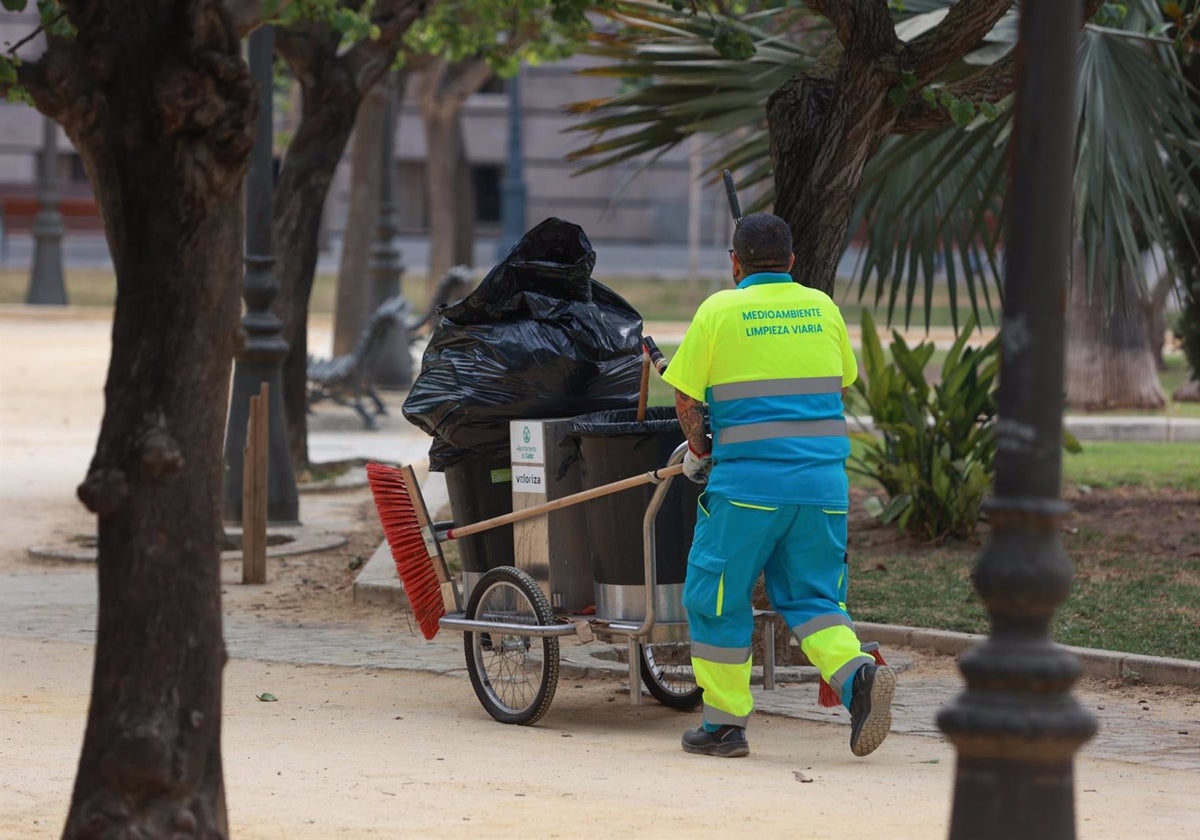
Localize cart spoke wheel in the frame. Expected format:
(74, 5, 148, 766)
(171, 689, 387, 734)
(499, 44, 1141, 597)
(640, 641, 702, 710)
(463, 566, 559, 725)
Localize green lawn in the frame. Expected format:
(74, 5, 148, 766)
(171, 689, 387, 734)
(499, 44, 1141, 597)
(846, 439, 1199, 660)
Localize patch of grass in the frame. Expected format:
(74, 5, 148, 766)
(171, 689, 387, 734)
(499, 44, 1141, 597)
(1057, 568, 1200, 657)
(0, 268, 433, 317)
(1064, 442, 1200, 491)
(600, 276, 712, 322)
(848, 445, 1200, 659)
(846, 531, 1200, 660)
(0, 267, 118, 306)
(847, 547, 989, 635)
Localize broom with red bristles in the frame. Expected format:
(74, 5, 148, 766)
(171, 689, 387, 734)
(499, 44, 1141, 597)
(817, 642, 889, 707)
(366, 459, 685, 640)
(366, 462, 460, 639)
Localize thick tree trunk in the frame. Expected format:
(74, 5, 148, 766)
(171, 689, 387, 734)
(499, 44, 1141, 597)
(27, 4, 254, 836)
(332, 81, 386, 356)
(765, 17, 900, 295)
(1065, 256, 1167, 410)
(273, 32, 361, 473)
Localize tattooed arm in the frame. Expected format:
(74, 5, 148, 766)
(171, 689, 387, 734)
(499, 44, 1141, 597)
(674, 389, 710, 456)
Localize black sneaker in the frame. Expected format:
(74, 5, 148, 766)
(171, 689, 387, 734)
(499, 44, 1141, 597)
(849, 663, 896, 757)
(681, 725, 749, 758)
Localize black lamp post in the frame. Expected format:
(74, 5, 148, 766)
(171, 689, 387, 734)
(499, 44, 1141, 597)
(222, 24, 299, 525)
(26, 114, 67, 305)
(496, 67, 527, 259)
(937, 2, 1096, 838)
(369, 69, 412, 389)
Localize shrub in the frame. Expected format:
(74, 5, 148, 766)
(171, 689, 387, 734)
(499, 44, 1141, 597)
(847, 309, 999, 541)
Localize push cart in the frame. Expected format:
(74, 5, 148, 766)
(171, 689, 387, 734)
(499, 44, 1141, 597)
(437, 442, 705, 726)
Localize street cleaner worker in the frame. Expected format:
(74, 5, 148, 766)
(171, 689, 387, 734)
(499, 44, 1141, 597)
(662, 211, 895, 759)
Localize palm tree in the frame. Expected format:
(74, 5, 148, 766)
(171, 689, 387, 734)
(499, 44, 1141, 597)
(566, 0, 1200, 407)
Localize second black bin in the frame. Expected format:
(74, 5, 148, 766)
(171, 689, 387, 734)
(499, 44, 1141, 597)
(570, 407, 701, 621)
(442, 451, 515, 588)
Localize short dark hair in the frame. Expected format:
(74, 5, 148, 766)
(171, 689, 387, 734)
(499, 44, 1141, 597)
(733, 212, 793, 270)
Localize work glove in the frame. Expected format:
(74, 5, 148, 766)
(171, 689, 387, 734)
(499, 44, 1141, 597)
(682, 444, 713, 485)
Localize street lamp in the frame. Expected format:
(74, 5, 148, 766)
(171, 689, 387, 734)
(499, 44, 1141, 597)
(937, 2, 1097, 838)
(369, 69, 412, 390)
(222, 24, 299, 525)
(496, 67, 527, 259)
(26, 114, 66, 305)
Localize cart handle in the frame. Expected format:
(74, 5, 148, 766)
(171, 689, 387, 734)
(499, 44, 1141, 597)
(446, 462, 685, 541)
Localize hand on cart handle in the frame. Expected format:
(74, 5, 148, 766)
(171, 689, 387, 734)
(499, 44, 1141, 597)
(683, 443, 712, 485)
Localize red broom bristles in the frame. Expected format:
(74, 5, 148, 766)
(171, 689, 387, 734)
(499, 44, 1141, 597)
(817, 644, 889, 708)
(817, 677, 841, 708)
(366, 462, 447, 640)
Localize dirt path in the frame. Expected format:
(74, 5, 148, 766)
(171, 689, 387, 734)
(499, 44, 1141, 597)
(5, 636, 1198, 840)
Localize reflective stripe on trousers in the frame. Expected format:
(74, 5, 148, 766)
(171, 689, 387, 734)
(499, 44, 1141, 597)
(690, 641, 753, 727)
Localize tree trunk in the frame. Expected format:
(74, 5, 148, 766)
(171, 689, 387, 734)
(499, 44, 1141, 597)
(273, 32, 362, 473)
(765, 24, 899, 296)
(1145, 267, 1175, 372)
(418, 58, 492, 294)
(333, 81, 386, 357)
(271, 7, 423, 472)
(1065, 254, 1167, 410)
(422, 97, 463, 289)
(452, 115, 476, 269)
(24, 4, 254, 836)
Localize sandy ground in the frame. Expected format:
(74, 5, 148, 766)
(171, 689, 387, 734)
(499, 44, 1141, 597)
(1, 306, 1198, 839)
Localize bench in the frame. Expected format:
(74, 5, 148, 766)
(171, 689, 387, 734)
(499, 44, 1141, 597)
(306, 266, 474, 428)
(307, 296, 410, 429)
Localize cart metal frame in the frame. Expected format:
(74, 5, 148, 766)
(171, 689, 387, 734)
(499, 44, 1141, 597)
(438, 442, 758, 725)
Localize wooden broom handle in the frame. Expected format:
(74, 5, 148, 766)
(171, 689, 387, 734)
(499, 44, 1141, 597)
(447, 462, 686, 540)
(636, 351, 650, 422)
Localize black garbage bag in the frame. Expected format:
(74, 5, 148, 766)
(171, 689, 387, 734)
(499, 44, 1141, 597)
(403, 217, 645, 470)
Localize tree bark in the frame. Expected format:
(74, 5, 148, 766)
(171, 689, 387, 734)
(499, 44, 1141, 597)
(1145, 267, 1175, 372)
(765, 4, 903, 294)
(271, 3, 424, 472)
(1065, 253, 1167, 410)
(332, 80, 386, 357)
(17, 3, 253, 835)
(418, 58, 492, 294)
(452, 112, 477, 268)
(273, 30, 361, 473)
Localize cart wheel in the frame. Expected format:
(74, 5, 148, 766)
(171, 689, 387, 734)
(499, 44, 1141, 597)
(463, 566, 559, 725)
(639, 642, 702, 710)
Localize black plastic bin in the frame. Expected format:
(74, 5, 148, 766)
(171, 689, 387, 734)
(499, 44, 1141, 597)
(443, 451, 515, 575)
(570, 407, 700, 592)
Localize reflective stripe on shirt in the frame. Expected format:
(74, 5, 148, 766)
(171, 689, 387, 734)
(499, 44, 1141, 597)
(710, 376, 843, 402)
(718, 418, 849, 445)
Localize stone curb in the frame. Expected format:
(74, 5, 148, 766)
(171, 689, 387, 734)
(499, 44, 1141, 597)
(29, 529, 348, 564)
(857, 622, 1200, 688)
